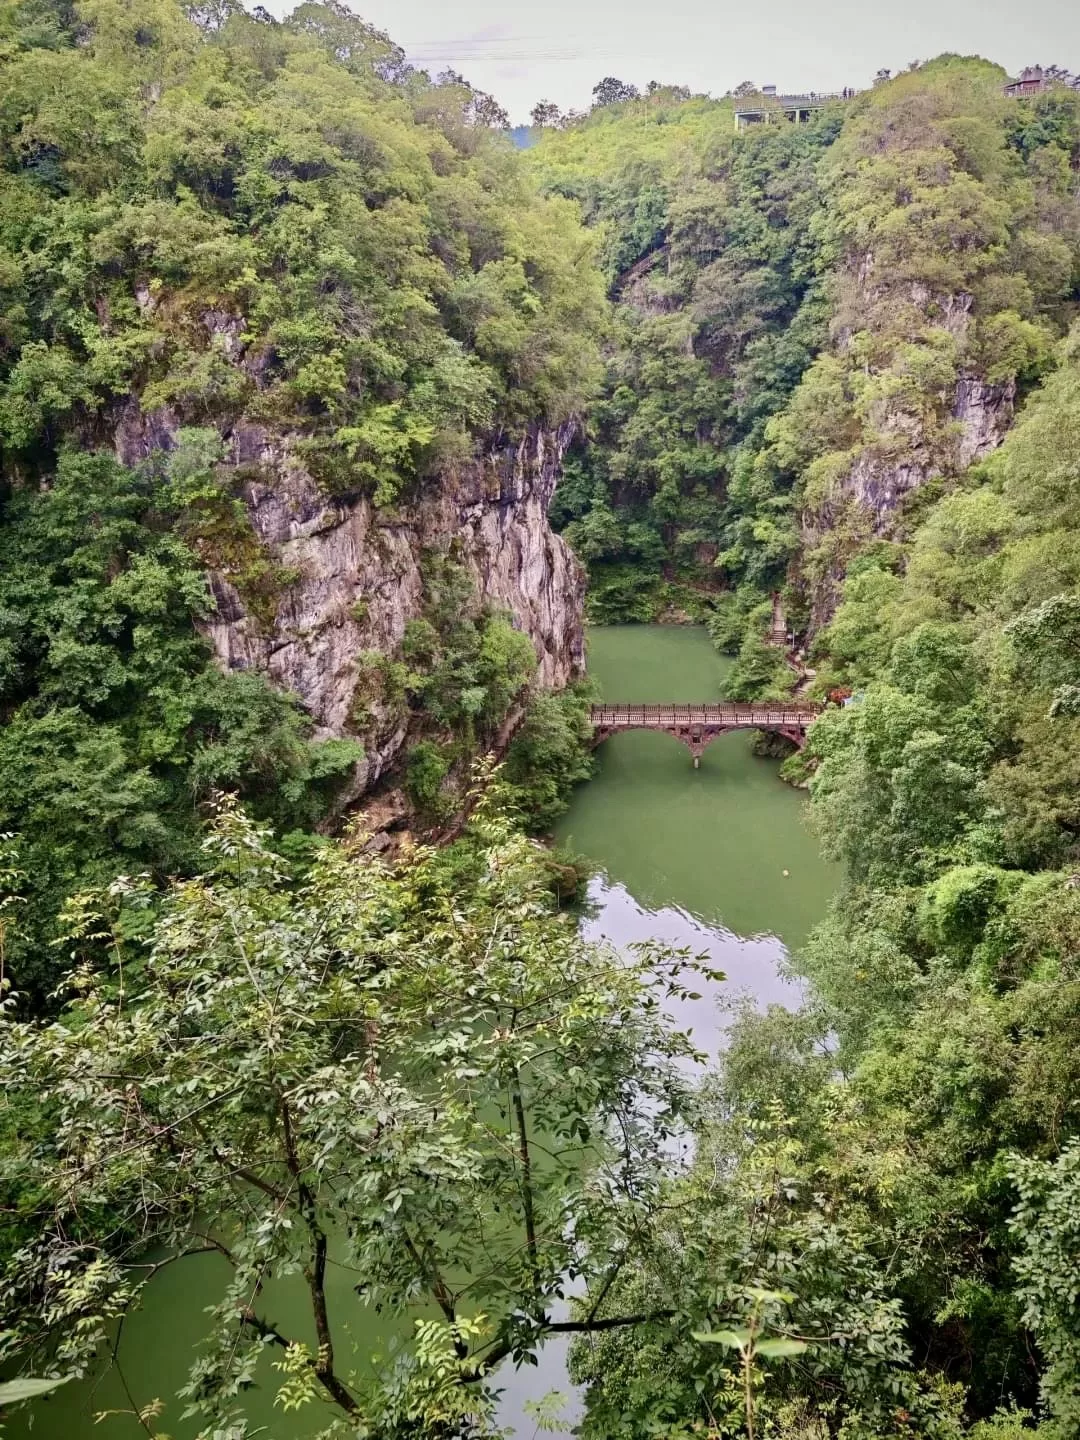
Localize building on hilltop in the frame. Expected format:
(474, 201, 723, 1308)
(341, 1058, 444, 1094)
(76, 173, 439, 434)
(731, 63, 1080, 132)
(1004, 64, 1080, 97)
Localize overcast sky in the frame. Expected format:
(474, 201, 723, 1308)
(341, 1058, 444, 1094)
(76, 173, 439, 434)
(258, 0, 1080, 124)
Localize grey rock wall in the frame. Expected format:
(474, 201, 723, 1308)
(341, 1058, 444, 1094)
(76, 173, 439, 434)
(842, 374, 1016, 522)
(116, 409, 586, 797)
(797, 271, 1019, 629)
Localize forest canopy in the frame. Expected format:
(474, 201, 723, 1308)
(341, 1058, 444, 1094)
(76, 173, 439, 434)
(3, 9, 1080, 1440)
(0, 0, 606, 992)
(532, 62, 1080, 651)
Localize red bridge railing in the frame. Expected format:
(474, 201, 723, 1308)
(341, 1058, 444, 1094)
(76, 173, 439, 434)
(589, 703, 821, 731)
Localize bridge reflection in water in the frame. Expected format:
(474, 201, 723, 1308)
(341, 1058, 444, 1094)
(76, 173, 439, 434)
(589, 702, 821, 767)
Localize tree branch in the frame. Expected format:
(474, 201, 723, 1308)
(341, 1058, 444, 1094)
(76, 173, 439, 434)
(548, 1310, 675, 1335)
(209, 1146, 289, 1205)
(463, 1309, 675, 1381)
(278, 1095, 360, 1417)
(510, 1065, 542, 1300)
(238, 1292, 370, 1419)
(400, 1227, 457, 1326)
(585, 1249, 629, 1325)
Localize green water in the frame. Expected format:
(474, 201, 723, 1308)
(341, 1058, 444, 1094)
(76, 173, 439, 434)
(504, 625, 839, 1433)
(11, 626, 837, 1440)
(553, 626, 838, 1059)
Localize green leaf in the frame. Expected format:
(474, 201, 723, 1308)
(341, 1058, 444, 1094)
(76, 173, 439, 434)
(0, 1376, 72, 1404)
(754, 1337, 809, 1358)
(745, 1286, 795, 1305)
(692, 1329, 750, 1349)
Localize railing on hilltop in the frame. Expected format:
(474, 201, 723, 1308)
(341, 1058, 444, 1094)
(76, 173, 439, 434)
(732, 89, 858, 130)
(773, 90, 849, 105)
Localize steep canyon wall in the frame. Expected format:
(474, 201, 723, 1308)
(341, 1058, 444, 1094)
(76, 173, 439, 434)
(116, 409, 586, 797)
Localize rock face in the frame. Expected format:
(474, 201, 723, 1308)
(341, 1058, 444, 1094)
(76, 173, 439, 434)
(115, 411, 586, 796)
(953, 376, 1017, 469)
(838, 373, 1016, 524)
(797, 271, 1019, 631)
(800, 369, 1016, 633)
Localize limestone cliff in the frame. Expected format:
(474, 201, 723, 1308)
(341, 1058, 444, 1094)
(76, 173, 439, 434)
(796, 271, 1018, 631)
(839, 375, 1015, 521)
(827, 279, 1016, 524)
(116, 412, 586, 798)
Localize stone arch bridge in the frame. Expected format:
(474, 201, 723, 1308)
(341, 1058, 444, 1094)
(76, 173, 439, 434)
(589, 702, 821, 767)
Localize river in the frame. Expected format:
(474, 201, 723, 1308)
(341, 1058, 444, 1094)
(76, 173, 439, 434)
(501, 624, 838, 1433)
(11, 625, 837, 1440)
(557, 625, 835, 1029)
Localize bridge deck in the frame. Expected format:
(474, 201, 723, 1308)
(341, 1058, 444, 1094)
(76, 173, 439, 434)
(590, 703, 820, 730)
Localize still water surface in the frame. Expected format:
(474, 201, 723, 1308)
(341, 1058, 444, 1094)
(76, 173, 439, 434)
(508, 624, 839, 1431)
(556, 626, 836, 1041)
(13, 625, 837, 1440)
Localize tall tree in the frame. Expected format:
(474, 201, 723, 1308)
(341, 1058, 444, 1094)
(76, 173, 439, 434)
(592, 76, 639, 107)
(0, 800, 707, 1436)
(530, 98, 562, 127)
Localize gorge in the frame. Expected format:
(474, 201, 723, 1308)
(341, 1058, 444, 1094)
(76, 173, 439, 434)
(3, 625, 839, 1440)
(2, 6, 1080, 1440)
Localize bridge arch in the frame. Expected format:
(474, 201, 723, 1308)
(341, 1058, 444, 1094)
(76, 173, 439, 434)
(589, 703, 819, 768)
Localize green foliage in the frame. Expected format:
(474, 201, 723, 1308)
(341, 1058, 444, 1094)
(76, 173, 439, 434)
(0, 0, 605, 493)
(918, 864, 1016, 955)
(581, 562, 664, 623)
(532, 92, 838, 621)
(0, 445, 360, 1002)
(711, 324, 1080, 1437)
(515, 239, 1080, 1434)
(693, 1288, 812, 1440)
(1010, 1142, 1080, 1436)
(160, 427, 299, 629)
(405, 554, 538, 738)
(806, 329, 1080, 877)
(501, 680, 598, 829)
(343, 552, 545, 824)
(0, 1376, 71, 1406)
(4, 26, 1080, 1440)
(537, 59, 1079, 649)
(592, 77, 640, 108)
(404, 738, 453, 818)
(570, 1113, 975, 1439)
(0, 798, 708, 1437)
(707, 583, 770, 651)
(578, 839, 1080, 1433)
(347, 647, 410, 738)
(0, 0, 613, 999)
(1007, 595, 1080, 716)
(763, 64, 1080, 620)
(723, 599, 796, 701)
